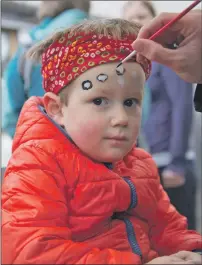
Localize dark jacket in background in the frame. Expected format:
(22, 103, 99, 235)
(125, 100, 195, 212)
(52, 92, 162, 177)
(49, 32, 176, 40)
(194, 83, 202, 112)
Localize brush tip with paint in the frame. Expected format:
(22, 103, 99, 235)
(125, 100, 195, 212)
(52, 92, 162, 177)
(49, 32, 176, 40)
(116, 62, 122, 69)
(116, 50, 137, 70)
(116, 63, 125, 75)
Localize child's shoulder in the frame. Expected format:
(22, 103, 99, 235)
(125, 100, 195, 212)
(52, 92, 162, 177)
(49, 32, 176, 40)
(12, 96, 69, 154)
(130, 147, 152, 160)
(123, 147, 159, 179)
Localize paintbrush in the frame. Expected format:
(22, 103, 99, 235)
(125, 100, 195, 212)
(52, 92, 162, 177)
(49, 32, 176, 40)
(117, 0, 201, 69)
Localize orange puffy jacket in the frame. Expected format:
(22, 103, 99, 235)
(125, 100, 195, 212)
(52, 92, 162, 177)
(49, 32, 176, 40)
(2, 97, 202, 264)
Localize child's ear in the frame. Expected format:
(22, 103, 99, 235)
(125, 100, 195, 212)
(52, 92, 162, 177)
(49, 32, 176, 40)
(43, 92, 64, 126)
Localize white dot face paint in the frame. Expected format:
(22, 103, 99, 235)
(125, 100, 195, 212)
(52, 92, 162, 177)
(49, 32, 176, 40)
(117, 76, 125, 88)
(116, 63, 126, 88)
(97, 73, 108, 82)
(132, 71, 136, 79)
(82, 80, 93, 90)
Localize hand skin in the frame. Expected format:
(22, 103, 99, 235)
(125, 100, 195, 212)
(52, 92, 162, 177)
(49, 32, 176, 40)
(132, 11, 202, 83)
(162, 169, 185, 188)
(173, 251, 202, 264)
(146, 251, 201, 264)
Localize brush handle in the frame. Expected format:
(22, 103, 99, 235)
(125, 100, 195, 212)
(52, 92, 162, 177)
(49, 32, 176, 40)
(149, 0, 201, 40)
(120, 0, 201, 65)
(121, 50, 137, 64)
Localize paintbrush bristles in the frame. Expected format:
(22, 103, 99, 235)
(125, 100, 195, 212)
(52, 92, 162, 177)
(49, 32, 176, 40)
(116, 50, 137, 69)
(116, 62, 122, 68)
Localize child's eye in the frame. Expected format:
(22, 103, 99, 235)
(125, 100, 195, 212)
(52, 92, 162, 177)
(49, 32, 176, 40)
(124, 98, 138, 107)
(92, 98, 108, 106)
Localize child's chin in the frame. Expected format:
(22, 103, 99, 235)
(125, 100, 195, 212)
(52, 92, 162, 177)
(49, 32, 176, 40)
(90, 149, 130, 163)
(101, 153, 126, 163)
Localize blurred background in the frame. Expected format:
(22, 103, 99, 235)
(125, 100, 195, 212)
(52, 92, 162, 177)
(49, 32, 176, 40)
(1, 1, 201, 232)
(2, 1, 201, 72)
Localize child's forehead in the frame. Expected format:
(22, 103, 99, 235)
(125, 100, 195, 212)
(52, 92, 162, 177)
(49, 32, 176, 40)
(69, 62, 145, 94)
(86, 62, 143, 83)
(77, 62, 143, 79)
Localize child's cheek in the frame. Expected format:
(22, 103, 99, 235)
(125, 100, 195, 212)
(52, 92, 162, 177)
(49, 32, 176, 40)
(84, 118, 102, 136)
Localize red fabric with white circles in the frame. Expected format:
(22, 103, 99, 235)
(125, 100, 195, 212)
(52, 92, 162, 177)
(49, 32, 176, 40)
(41, 32, 151, 94)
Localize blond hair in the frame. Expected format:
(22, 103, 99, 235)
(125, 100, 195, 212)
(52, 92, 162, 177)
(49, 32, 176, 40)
(38, 0, 90, 21)
(27, 18, 141, 104)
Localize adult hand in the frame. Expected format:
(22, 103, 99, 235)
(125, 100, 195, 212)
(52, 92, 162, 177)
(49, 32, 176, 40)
(132, 11, 202, 83)
(162, 169, 185, 188)
(173, 251, 202, 264)
(146, 253, 195, 264)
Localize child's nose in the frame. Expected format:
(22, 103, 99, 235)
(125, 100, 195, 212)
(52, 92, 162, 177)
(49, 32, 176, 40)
(111, 107, 129, 127)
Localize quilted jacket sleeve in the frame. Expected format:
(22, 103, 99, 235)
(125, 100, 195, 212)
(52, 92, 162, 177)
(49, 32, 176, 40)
(2, 145, 137, 265)
(127, 154, 202, 256)
(147, 184, 202, 255)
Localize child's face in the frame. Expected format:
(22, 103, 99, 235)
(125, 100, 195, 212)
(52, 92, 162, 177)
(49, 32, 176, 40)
(61, 62, 145, 162)
(124, 2, 154, 26)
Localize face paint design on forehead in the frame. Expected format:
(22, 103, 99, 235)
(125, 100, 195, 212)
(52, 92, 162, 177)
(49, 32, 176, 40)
(115, 64, 126, 88)
(82, 80, 93, 90)
(117, 76, 125, 88)
(116, 64, 125, 76)
(97, 73, 108, 82)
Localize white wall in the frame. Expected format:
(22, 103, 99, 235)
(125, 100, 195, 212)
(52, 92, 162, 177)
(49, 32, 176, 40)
(16, 1, 202, 18)
(90, 1, 201, 18)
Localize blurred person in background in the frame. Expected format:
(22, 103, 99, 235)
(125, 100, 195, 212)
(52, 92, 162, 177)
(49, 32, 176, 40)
(123, 1, 197, 230)
(2, 0, 90, 139)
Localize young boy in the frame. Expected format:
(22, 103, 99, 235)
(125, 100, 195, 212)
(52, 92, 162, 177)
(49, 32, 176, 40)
(2, 19, 202, 264)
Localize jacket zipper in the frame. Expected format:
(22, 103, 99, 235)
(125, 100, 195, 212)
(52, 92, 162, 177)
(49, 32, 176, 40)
(123, 177, 137, 209)
(122, 177, 142, 260)
(108, 168, 142, 260)
(122, 217, 143, 259)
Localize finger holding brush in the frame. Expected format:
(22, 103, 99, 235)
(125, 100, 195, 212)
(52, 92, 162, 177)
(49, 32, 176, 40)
(132, 9, 202, 83)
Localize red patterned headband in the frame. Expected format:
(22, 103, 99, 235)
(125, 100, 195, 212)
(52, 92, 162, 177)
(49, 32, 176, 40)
(41, 32, 151, 94)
